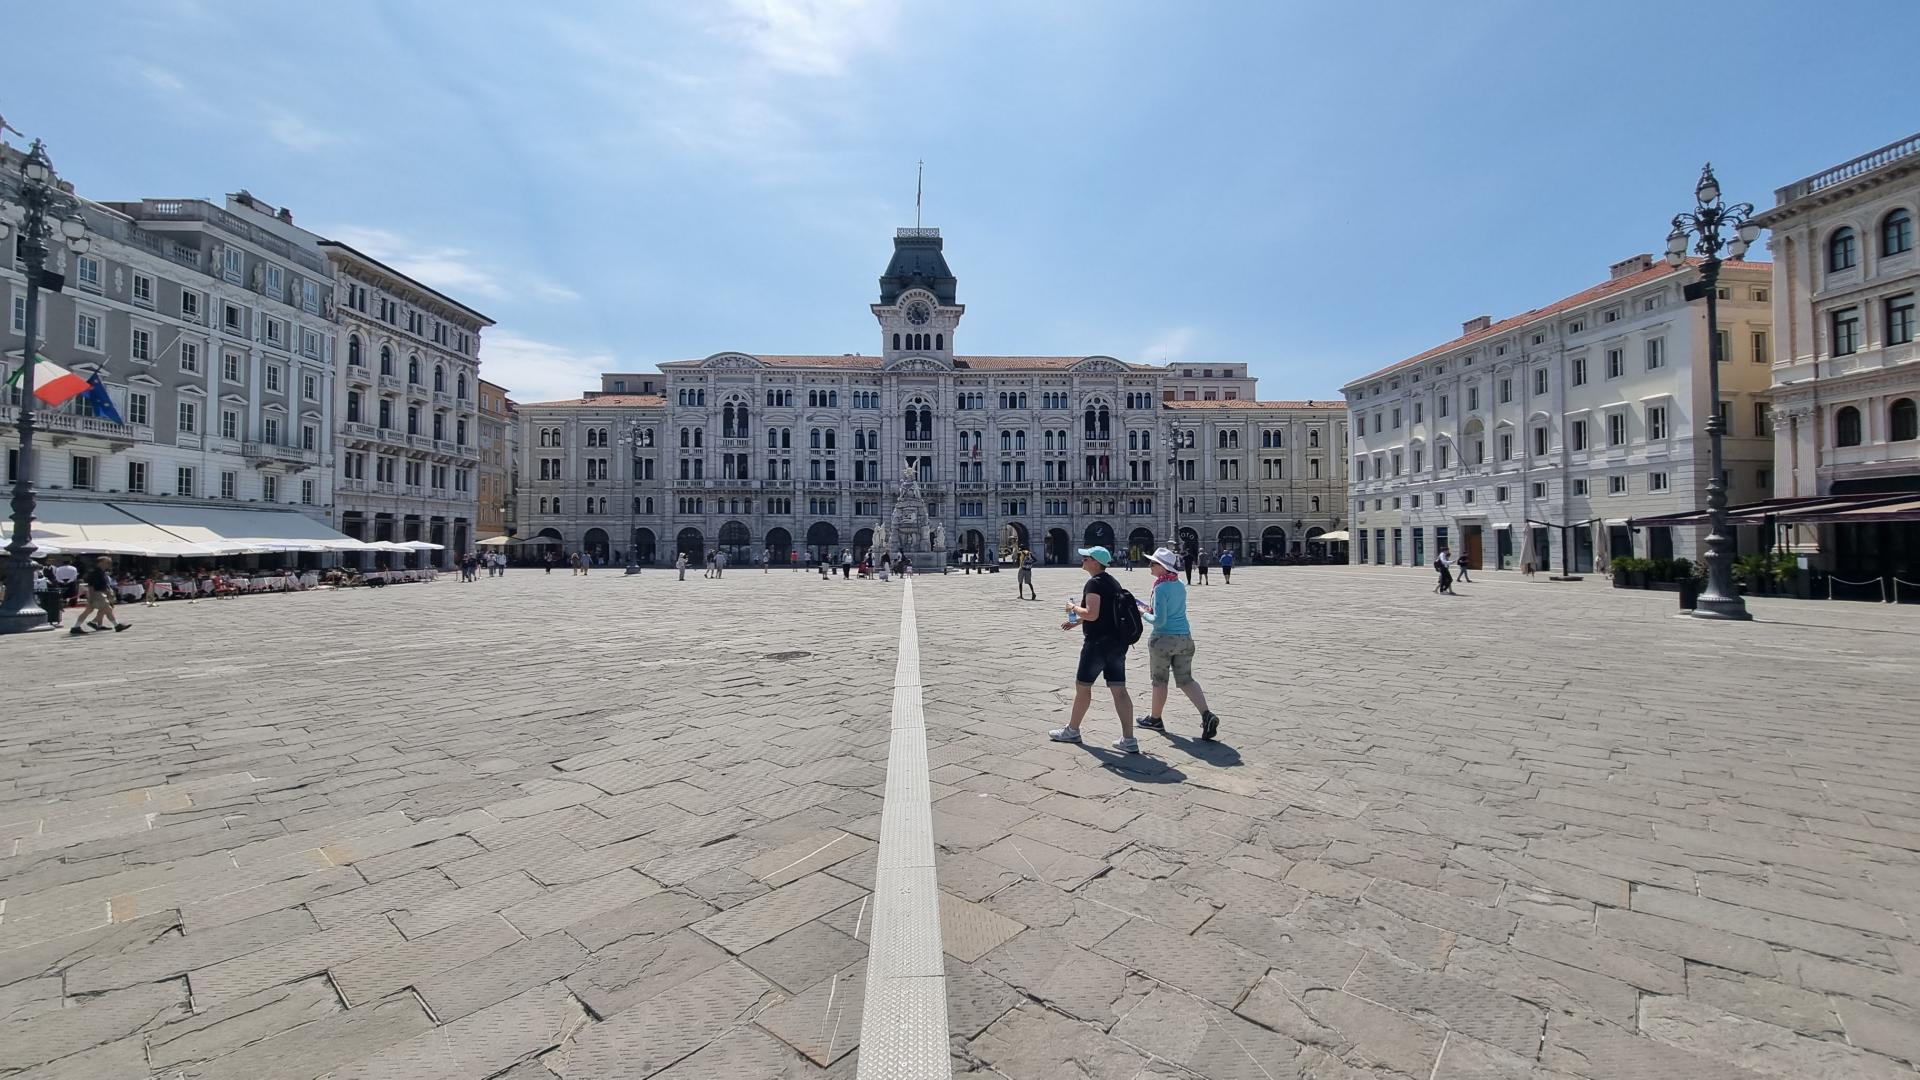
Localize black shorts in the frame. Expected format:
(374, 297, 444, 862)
(1075, 638, 1127, 685)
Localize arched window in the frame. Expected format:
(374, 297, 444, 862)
(1884, 209, 1914, 257)
(379, 346, 393, 375)
(346, 390, 362, 422)
(1311, 496, 1321, 512)
(1217, 430, 1229, 449)
(429, 365, 443, 391)
(935, 333, 943, 350)
(1836, 405, 1863, 447)
(825, 429, 836, 449)
(408, 356, 420, 383)
(457, 374, 467, 399)
(348, 336, 362, 366)
(680, 428, 690, 448)
(693, 429, 702, 448)
(1829, 227, 1858, 272)
(1016, 430, 1026, 450)
(1309, 430, 1321, 448)
(768, 429, 779, 449)
(1891, 398, 1918, 442)
(892, 333, 901, 351)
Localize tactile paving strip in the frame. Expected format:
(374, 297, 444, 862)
(857, 580, 953, 1079)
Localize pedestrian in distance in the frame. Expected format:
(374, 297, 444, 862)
(842, 548, 853, 580)
(762, 549, 771, 574)
(1136, 547, 1221, 740)
(544, 551, 555, 574)
(676, 551, 688, 581)
(1453, 551, 1473, 584)
(1434, 550, 1455, 594)
(715, 550, 728, 579)
(1016, 546, 1037, 600)
(1049, 546, 1143, 753)
(33, 560, 61, 626)
(74, 556, 130, 635)
(1197, 550, 1210, 585)
(1218, 546, 1234, 584)
(703, 552, 715, 579)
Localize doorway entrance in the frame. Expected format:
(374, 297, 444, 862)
(1462, 525, 1483, 570)
(1046, 528, 1071, 566)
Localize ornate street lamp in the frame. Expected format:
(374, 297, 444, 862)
(0, 140, 91, 634)
(1166, 424, 1194, 561)
(1665, 163, 1759, 621)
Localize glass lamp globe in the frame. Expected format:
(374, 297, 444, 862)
(59, 217, 84, 239)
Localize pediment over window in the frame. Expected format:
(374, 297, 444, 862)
(885, 354, 952, 372)
(1071, 356, 1126, 373)
(700, 352, 764, 369)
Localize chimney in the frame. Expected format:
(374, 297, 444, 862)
(277, 207, 293, 224)
(1609, 253, 1653, 279)
(1461, 315, 1492, 336)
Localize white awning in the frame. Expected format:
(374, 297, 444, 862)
(108, 502, 361, 553)
(1315, 530, 1350, 543)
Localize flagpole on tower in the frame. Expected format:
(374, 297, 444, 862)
(915, 159, 923, 229)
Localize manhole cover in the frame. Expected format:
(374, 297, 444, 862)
(763, 651, 813, 661)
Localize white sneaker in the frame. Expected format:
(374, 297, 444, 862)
(1111, 737, 1139, 753)
(1047, 727, 1082, 743)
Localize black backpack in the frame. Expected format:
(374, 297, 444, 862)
(1109, 585, 1144, 647)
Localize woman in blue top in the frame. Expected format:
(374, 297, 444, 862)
(1136, 547, 1222, 740)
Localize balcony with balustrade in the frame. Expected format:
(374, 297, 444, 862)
(242, 441, 319, 470)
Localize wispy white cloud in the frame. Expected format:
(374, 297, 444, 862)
(324, 225, 582, 306)
(478, 330, 618, 404)
(263, 108, 345, 153)
(1138, 326, 1198, 363)
(707, 0, 900, 77)
(133, 66, 344, 154)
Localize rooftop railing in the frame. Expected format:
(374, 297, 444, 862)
(1775, 132, 1920, 205)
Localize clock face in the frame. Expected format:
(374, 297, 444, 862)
(905, 300, 933, 325)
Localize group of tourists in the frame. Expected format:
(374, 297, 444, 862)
(456, 552, 508, 581)
(1048, 544, 1221, 754)
(31, 556, 133, 636)
(1433, 547, 1473, 594)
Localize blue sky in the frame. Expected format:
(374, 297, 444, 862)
(6, 1, 1915, 402)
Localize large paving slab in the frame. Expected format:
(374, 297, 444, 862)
(0, 564, 1917, 1078)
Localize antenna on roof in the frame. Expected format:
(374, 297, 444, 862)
(915, 159, 923, 228)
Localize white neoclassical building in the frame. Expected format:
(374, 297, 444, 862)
(515, 227, 1349, 567)
(1345, 253, 1774, 573)
(1752, 131, 1920, 579)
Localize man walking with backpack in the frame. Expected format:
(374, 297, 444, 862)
(1049, 546, 1142, 753)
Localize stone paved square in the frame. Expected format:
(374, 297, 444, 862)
(3, 566, 1919, 1079)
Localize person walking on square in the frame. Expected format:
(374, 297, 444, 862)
(1434, 550, 1454, 594)
(1453, 550, 1473, 584)
(1017, 546, 1037, 600)
(1136, 547, 1221, 740)
(1218, 546, 1234, 584)
(76, 556, 130, 635)
(762, 549, 771, 574)
(1049, 546, 1141, 753)
(676, 551, 688, 580)
(715, 550, 727, 579)
(544, 551, 555, 574)
(1197, 549, 1210, 585)
(841, 548, 853, 580)
(1182, 547, 1194, 586)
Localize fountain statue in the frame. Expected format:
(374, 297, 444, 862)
(886, 464, 943, 571)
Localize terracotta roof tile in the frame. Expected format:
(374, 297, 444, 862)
(1343, 258, 1773, 389)
(1162, 399, 1339, 411)
(519, 394, 665, 408)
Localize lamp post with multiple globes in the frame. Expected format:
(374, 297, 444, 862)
(1665, 163, 1759, 621)
(0, 140, 92, 635)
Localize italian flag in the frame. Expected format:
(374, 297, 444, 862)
(3, 357, 91, 407)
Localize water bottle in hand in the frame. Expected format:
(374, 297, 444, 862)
(1064, 597, 1080, 626)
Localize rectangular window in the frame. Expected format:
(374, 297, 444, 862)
(1647, 406, 1668, 441)
(1647, 338, 1666, 370)
(181, 290, 200, 321)
(224, 303, 243, 331)
(1533, 368, 1548, 395)
(222, 247, 243, 282)
(132, 273, 153, 305)
(1832, 308, 1861, 356)
(220, 471, 236, 499)
(264, 417, 280, 444)
(1572, 356, 1587, 386)
(1887, 295, 1915, 346)
(1752, 330, 1770, 363)
(265, 265, 283, 300)
(265, 365, 281, 392)
(1532, 426, 1547, 455)
(223, 354, 241, 382)
(1754, 402, 1773, 437)
(1467, 387, 1479, 411)
(1532, 481, 1547, 499)
(1499, 378, 1512, 404)
(1716, 400, 1732, 436)
(1498, 433, 1513, 460)
(302, 328, 321, 357)
(10, 295, 25, 334)
(1609, 475, 1627, 495)
(70, 455, 93, 490)
(1573, 478, 1588, 496)
(127, 460, 147, 493)
(75, 255, 101, 289)
(1606, 348, 1624, 378)
(263, 475, 278, 502)
(1413, 401, 1422, 423)
(131, 327, 152, 362)
(75, 312, 100, 350)
(177, 401, 196, 433)
(1649, 472, 1669, 491)
(1608, 413, 1626, 445)
(221, 410, 238, 440)
(266, 318, 284, 346)
(180, 341, 200, 373)
(301, 479, 315, 505)
(1495, 485, 1508, 502)
(176, 466, 195, 496)
(1714, 330, 1729, 363)
(1571, 419, 1587, 451)
(303, 374, 318, 401)
(128, 392, 149, 426)
(1438, 394, 1449, 417)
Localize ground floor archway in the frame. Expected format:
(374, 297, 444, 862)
(676, 527, 704, 563)
(1262, 526, 1287, 558)
(854, 528, 874, 560)
(1004, 522, 1029, 557)
(807, 521, 839, 562)
(718, 520, 751, 563)
(766, 527, 793, 564)
(1126, 527, 1155, 562)
(583, 528, 610, 566)
(1178, 526, 1199, 562)
(961, 529, 985, 555)
(1218, 526, 1243, 557)
(1046, 528, 1071, 566)
(632, 527, 657, 565)
(1083, 521, 1115, 553)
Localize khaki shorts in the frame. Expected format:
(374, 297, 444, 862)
(1148, 634, 1196, 686)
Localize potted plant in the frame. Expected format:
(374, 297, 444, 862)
(1610, 556, 1633, 588)
(1733, 554, 1771, 595)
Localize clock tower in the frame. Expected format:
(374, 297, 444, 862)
(874, 227, 963, 364)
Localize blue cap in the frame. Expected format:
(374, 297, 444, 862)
(1076, 545, 1113, 565)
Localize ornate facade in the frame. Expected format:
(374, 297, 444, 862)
(516, 228, 1348, 566)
